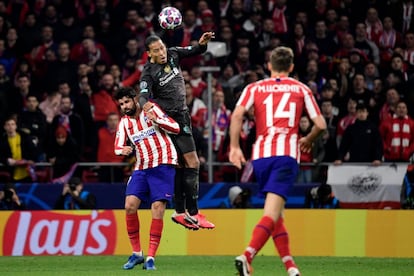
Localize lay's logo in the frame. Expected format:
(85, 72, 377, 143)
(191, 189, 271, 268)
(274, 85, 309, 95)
(2, 210, 117, 256)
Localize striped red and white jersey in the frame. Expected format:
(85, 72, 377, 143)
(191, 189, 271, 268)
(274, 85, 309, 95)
(114, 104, 179, 170)
(236, 76, 321, 162)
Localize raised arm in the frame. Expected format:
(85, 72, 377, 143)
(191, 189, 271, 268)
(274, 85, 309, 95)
(144, 102, 180, 134)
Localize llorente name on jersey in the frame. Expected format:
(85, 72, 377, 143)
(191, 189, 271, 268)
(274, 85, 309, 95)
(255, 84, 301, 93)
(159, 67, 180, 86)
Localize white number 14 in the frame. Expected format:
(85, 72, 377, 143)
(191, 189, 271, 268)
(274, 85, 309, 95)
(263, 93, 296, 127)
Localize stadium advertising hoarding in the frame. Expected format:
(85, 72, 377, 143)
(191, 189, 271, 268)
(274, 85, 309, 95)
(327, 164, 407, 209)
(1, 209, 414, 257)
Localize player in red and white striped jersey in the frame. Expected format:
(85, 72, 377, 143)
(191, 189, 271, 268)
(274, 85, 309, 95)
(230, 46, 327, 276)
(114, 87, 179, 270)
(114, 100, 179, 171)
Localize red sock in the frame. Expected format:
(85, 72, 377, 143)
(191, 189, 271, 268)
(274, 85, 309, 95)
(126, 213, 141, 252)
(244, 216, 274, 263)
(272, 217, 296, 270)
(148, 219, 163, 257)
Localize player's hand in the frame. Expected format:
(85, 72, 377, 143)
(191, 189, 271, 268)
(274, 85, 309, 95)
(229, 147, 246, 170)
(199, 32, 215, 45)
(143, 102, 154, 112)
(298, 137, 312, 153)
(122, 146, 134, 156)
(145, 109, 156, 121)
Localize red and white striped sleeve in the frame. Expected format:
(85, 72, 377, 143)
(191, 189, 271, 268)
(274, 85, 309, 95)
(151, 103, 180, 134)
(114, 117, 128, 155)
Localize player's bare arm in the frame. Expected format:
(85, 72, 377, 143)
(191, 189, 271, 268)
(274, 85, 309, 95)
(229, 105, 247, 169)
(198, 32, 215, 45)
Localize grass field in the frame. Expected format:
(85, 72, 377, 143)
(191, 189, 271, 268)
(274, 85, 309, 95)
(1, 256, 413, 275)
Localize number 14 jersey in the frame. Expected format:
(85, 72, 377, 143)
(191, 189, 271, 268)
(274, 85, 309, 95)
(236, 77, 322, 162)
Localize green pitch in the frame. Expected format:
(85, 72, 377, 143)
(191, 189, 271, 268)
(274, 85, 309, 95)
(0, 256, 413, 275)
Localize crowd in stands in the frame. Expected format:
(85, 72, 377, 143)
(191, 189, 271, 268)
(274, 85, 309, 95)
(0, 0, 414, 184)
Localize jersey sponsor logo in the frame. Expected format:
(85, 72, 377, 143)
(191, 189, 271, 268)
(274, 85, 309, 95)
(159, 68, 180, 86)
(2, 210, 116, 256)
(131, 126, 156, 143)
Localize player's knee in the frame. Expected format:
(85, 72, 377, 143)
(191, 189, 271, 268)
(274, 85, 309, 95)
(151, 201, 166, 218)
(125, 198, 139, 213)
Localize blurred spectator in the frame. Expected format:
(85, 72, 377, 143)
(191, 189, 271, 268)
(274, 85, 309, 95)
(6, 74, 33, 116)
(209, 89, 231, 156)
(75, 38, 112, 67)
(44, 41, 78, 93)
(185, 81, 207, 132)
(297, 115, 325, 183)
(312, 19, 338, 58)
(39, 91, 62, 124)
(301, 59, 326, 94)
(29, 25, 57, 80)
(230, 46, 251, 75)
(19, 94, 47, 161)
(402, 30, 414, 72)
(54, 9, 82, 46)
(0, 63, 12, 123)
(189, 65, 207, 98)
(91, 73, 119, 128)
(364, 62, 380, 91)
(54, 176, 96, 210)
(13, 58, 32, 86)
(5, 27, 24, 59)
(57, 81, 72, 98)
(97, 112, 124, 182)
(268, 0, 290, 39)
(73, 75, 96, 160)
(50, 95, 85, 154)
(217, 106, 255, 183)
(333, 57, 353, 100)
(334, 103, 382, 165)
(378, 16, 403, 67)
(379, 87, 400, 122)
(336, 98, 357, 147)
(319, 84, 339, 115)
(0, 116, 37, 183)
(364, 7, 383, 44)
(47, 126, 80, 179)
(289, 22, 308, 65)
(305, 184, 339, 209)
(380, 101, 414, 162)
(0, 182, 25, 210)
(226, 185, 252, 208)
(354, 22, 380, 66)
(321, 99, 339, 162)
(119, 38, 142, 80)
(258, 18, 275, 50)
(350, 73, 373, 108)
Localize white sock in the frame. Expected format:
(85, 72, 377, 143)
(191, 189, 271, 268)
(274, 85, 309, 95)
(133, 251, 143, 256)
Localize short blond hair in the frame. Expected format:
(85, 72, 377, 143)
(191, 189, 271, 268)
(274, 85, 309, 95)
(270, 46, 294, 72)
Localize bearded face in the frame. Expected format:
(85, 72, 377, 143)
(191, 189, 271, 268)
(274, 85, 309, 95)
(123, 104, 137, 116)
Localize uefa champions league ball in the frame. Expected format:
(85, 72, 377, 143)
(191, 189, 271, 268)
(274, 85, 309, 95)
(158, 7, 182, 30)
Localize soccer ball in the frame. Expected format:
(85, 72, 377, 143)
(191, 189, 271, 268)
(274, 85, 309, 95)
(158, 7, 182, 30)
